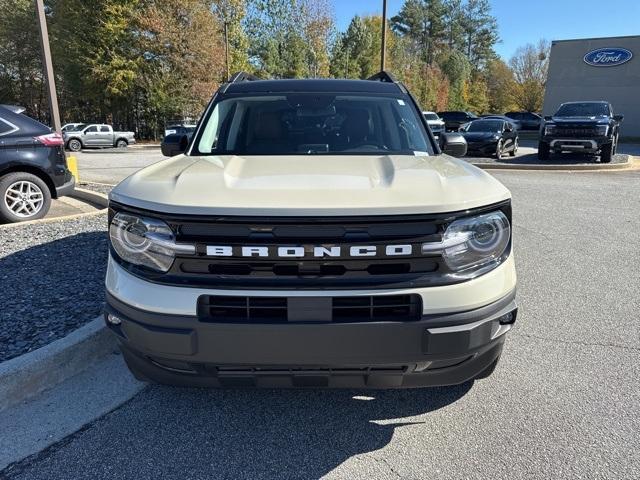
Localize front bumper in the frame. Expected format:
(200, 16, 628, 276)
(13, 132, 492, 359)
(105, 287, 517, 388)
(542, 136, 610, 153)
(465, 141, 498, 156)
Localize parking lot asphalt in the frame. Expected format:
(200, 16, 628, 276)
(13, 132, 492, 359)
(74, 148, 166, 185)
(74, 141, 640, 187)
(45, 199, 85, 219)
(3, 168, 639, 480)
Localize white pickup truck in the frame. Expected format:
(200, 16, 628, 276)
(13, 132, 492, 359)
(63, 124, 136, 152)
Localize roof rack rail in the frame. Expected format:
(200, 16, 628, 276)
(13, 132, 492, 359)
(366, 71, 406, 93)
(228, 71, 259, 83)
(220, 72, 259, 93)
(367, 71, 399, 83)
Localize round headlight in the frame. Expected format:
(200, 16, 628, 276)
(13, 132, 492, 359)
(440, 211, 510, 272)
(109, 212, 185, 272)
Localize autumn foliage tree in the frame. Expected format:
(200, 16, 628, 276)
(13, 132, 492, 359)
(0, 0, 551, 136)
(509, 39, 550, 112)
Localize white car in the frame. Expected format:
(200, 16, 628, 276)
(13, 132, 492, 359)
(423, 111, 445, 137)
(105, 73, 517, 389)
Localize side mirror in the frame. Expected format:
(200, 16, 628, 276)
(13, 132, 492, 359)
(161, 134, 191, 157)
(544, 115, 552, 121)
(613, 114, 624, 122)
(440, 132, 467, 158)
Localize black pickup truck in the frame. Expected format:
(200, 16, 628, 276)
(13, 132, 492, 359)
(538, 101, 623, 163)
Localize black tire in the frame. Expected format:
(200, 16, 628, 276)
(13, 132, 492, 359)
(509, 138, 518, 157)
(67, 138, 82, 152)
(0, 172, 52, 223)
(116, 139, 128, 149)
(495, 140, 504, 160)
(600, 142, 613, 163)
(475, 356, 500, 380)
(537, 141, 550, 161)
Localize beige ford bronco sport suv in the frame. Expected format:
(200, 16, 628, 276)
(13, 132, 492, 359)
(105, 72, 517, 388)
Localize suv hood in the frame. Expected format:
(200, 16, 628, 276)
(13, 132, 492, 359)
(110, 154, 510, 216)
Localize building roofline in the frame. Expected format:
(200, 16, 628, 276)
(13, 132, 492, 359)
(551, 34, 640, 44)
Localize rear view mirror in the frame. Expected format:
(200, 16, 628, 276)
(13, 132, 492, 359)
(440, 132, 467, 158)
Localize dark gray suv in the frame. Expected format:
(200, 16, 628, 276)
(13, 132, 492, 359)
(0, 105, 74, 222)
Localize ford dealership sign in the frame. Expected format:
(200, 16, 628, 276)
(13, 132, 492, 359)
(584, 47, 633, 67)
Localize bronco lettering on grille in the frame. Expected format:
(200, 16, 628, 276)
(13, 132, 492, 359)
(205, 244, 414, 258)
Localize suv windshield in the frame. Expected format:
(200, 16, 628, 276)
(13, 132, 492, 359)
(555, 103, 609, 117)
(193, 93, 433, 156)
(466, 120, 503, 132)
(423, 113, 439, 121)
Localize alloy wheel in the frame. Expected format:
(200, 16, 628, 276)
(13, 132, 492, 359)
(4, 180, 45, 218)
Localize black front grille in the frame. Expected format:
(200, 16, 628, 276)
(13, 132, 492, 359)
(169, 213, 448, 289)
(109, 200, 511, 289)
(555, 127, 597, 137)
(197, 294, 422, 323)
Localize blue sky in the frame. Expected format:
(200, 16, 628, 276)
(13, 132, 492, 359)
(331, 0, 640, 60)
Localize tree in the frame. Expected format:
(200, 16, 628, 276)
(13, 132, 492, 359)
(0, 0, 47, 120)
(300, 0, 335, 77)
(465, 72, 489, 114)
(509, 39, 550, 112)
(459, 0, 499, 69)
(330, 15, 372, 79)
(441, 50, 471, 110)
(212, 0, 251, 75)
(485, 58, 515, 113)
(245, 0, 309, 78)
(390, 0, 447, 65)
(136, 0, 225, 135)
(442, 0, 464, 50)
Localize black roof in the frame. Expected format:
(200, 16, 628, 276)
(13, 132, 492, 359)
(223, 78, 405, 95)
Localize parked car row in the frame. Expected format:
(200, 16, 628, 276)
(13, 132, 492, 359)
(429, 110, 544, 133)
(425, 101, 623, 163)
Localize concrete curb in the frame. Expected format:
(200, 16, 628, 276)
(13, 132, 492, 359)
(130, 144, 160, 149)
(0, 316, 116, 412)
(0, 188, 108, 230)
(472, 156, 633, 171)
(70, 187, 109, 207)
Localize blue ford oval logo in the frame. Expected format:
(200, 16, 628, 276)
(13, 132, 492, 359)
(584, 47, 633, 67)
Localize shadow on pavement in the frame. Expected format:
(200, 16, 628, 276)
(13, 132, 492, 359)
(5, 383, 473, 479)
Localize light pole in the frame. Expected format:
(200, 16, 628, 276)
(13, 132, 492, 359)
(380, 0, 387, 71)
(224, 22, 230, 80)
(35, 0, 61, 132)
